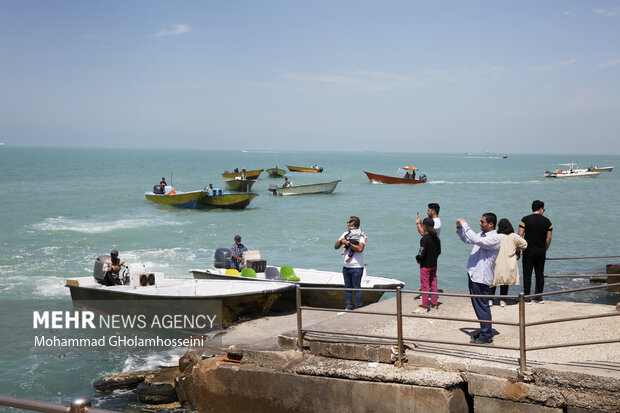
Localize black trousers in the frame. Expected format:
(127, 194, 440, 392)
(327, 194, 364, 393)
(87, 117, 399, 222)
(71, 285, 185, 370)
(522, 252, 546, 296)
(489, 285, 510, 296)
(103, 271, 122, 286)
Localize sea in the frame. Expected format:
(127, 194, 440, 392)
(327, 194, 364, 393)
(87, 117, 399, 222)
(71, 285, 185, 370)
(1, 147, 619, 411)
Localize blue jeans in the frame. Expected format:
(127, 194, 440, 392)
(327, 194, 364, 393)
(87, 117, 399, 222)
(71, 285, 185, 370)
(468, 277, 492, 341)
(343, 266, 364, 309)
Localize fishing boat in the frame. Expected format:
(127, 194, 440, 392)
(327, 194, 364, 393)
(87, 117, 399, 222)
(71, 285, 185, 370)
(268, 180, 340, 196)
(224, 179, 255, 192)
(266, 167, 286, 177)
(66, 258, 294, 324)
(189, 250, 405, 311)
(364, 166, 427, 184)
(544, 163, 601, 179)
(198, 190, 258, 209)
(145, 186, 203, 209)
(221, 169, 264, 180)
(286, 165, 323, 173)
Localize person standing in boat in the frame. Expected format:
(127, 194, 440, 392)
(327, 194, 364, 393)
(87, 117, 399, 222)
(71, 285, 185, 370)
(102, 249, 127, 286)
(518, 200, 552, 303)
(334, 216, 366, 310)
(230, 235, 248, 271)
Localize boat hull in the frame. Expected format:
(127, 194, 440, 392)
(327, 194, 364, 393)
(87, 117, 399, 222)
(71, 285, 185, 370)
(266, 168, 286, 177)
(544, 171, 601, 178)
(286, 165, 323, 173)
(225, 179, 255, 192)
(273, 180, 340, 196)
(364, 171, 426, 184)
(191, 268, 402, 311)
(593, 166, 614, 172)
(66, 279, 292, 324)
(221, 169, 264, 180)
(145, 191, 202, 208)
(198, 192, 258, 209)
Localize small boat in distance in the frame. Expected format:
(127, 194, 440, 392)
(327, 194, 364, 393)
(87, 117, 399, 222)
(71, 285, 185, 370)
(266, 167, 286, 177)
(364, 166, 427, 184)
(286, 165, 323, 173)
(221, 169, 264, 180)
(225, 179, 255, 192)
(544, 163, 601, 179)
(268, 180, 341, 196)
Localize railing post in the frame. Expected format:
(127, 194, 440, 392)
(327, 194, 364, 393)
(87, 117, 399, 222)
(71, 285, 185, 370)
(518, 292, 529, 377)
(296, 285, 303, 352)
(396, 287, 404, 366)
(69, 397, 91, 413)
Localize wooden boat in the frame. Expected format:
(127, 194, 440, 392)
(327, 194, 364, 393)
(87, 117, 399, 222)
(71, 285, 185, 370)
(145, 188, 203, 209)
(221, 169, 264, 180)
(190, 266, 404, 311)
(66, 262, 294, 324)
(198, 191, 258, 209)
(364, 171, 427, 184)
(266, 167, 286, 177)
(268, 180, 340, 196)
(286, 165, 323, 173)
(225, 179, 255, 192)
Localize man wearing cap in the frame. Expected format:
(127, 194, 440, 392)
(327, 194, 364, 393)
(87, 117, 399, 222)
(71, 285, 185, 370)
(102, 249, 126, 286)
(230, 235, 248, 271)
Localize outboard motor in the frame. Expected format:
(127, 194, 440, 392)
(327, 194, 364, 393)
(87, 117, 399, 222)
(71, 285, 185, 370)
(93, 255, 110, 284)
(268, 184, 278, 195)
(419, 174, 427, 182)
(153, 184, 164, 194)
(214, 248, 232, 269)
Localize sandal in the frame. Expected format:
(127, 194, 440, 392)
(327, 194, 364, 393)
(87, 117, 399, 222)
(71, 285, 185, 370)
(413, 306, 429, 314)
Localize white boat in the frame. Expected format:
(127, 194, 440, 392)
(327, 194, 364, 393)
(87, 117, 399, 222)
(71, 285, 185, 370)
(66, 257, 294, 324)
(189, 249, 405, 310)
(592, 166, 614, 172)
(268, 180, 341, 196)
(544, 163, 601, 179)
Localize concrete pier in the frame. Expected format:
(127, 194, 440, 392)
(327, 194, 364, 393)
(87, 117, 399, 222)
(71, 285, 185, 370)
(153, 293, 620, 411)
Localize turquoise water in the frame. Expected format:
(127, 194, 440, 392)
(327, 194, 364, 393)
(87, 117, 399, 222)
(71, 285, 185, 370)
(1, 147, 619, 409)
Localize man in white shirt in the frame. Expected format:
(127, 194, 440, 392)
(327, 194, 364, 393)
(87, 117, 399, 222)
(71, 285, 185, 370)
(456, 213, 500, 344)
(416, 202, 441, 237)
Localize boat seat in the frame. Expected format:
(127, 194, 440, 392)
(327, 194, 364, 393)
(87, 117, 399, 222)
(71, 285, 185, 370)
(225, 269, 240, 276)
(241, 268, 257, 278)
(280, 266, 300, 281)
(265, 267, 281, 280)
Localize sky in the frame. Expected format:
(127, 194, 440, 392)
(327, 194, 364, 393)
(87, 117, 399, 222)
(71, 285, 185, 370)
(1, 1, 619, 154)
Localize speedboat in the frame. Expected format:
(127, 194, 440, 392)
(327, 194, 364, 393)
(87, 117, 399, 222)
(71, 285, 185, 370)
(591, 166, 614, 172)
(224, 179, 255, 192)
(189, 249, 405, 311)
(266, 167, 286, 177)
(221, 169, 264, 180)
(544, 163, 601, 179)
(268, 180, 341, 196)
(66, 256, 293, 324)
(364, 165, 427, 184)
(145, 185, 203, 208)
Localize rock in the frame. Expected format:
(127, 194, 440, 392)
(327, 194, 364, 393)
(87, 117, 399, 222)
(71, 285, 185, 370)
(93, 370, 152, 391)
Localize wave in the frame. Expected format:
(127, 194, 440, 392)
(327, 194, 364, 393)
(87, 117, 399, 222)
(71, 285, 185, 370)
(32, 216, 181, 233)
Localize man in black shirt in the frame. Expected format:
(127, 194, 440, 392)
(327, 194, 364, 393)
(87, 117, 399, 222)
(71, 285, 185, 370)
(518, 200, 552, 303)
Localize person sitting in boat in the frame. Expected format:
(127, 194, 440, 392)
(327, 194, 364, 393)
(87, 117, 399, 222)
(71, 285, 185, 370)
(102, 249, 127, 286)
(154, 177, 167, 194)
(312, 164, 319, 169)
(204, 183, 214, 194)
(230, 235, 248, 271)
(282, 177, 293, 188)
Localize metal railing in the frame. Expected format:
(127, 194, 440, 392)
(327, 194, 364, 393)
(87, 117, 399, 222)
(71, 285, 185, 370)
(0, 395, 112, 413)
(295, 282, 620, 375)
